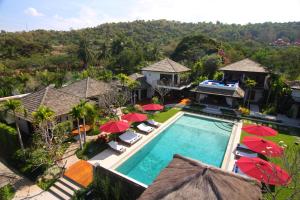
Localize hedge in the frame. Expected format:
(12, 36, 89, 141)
(0, 123, 19, 159)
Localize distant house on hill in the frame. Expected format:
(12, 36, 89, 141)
(15, 85, 83, 134)
(191, 58, 269, 107)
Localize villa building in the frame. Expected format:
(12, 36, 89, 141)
(15, 85, 83, 134)
(140, 58, 192, 96)
(59, 77, 112, 106)
(8, 78, 112, 134)
(191, 59, 269, 108)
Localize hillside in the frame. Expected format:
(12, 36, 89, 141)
(0, 20, 300, 97)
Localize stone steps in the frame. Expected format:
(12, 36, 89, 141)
(48, 177, 82, 200)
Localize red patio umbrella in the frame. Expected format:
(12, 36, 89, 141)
(242, 125, 277, 136)
(242, 136, 284, 157)
(100, 120, 129, 133)
(121, 112, 148, 122)
(237, 157, 291, 186)
(142, 104, 164, 111)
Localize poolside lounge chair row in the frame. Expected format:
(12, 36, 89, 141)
(108, 120, 160, 153)
(233, 143, 258, 178)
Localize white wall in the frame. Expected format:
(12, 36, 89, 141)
(141, 71, 161, 87)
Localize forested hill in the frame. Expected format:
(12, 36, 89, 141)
(0, 20, 300, 97)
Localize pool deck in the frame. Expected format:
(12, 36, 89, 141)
(88, 111, 184, 169)
(88, 111, 242, 185)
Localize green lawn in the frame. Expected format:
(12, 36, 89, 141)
(151, 108, 181, 123)
(240, 122, 300, 199)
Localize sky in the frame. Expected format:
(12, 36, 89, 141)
(0, 0, 299, 32)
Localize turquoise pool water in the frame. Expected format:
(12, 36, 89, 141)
(116, 114, 233, 185)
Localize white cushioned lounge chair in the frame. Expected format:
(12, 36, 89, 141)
(137, 123, 154, 134)
(108, 141, 126, 153)
(119, 130, 142, 145)
(147, 119, 160, 127)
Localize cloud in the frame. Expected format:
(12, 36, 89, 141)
(128, 0, 300, 24)
(50, 6, 119, 30)
(24, 7, 44, 17)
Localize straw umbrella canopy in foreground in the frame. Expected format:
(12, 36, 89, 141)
(138, 154, 262, 200)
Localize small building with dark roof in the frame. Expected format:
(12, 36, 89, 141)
(16, 85, 83, 134)
(138, 154, 262, 200)
(220, 58, 269, 103)
(59, 77, 112, 103)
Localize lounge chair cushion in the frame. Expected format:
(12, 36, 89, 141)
(147, 119, 160, 127)
(137, 123, 154, 133)
(108, 141, 126, 153)
(119, 131, 142, 144)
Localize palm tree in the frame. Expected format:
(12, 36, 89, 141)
(78, 100, 88, 144)
(32, 106, 55, 147)
(244, 78, 257, 108)
(70, 105, 84, 149)
(2, 99, 25, 150)
(77, 37, 94, 69)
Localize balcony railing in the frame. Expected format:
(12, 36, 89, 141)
(156, 79, 191, 88)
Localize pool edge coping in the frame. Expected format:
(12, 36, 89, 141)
(93, 111, 242, 188)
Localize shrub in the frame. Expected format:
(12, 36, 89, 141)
(239, 106, 250, 115)
(262, 105, 277, 115)
(0, 123, 18, 159)
(151, 96, 160, 104)
(0, 184, 15, 200)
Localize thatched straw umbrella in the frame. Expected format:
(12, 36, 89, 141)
(138, 154, 262, 200)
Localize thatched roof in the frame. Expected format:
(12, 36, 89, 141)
(129, 73, 151, 89)
(19, 86, 83, 121)
(142, 58, 190, 73)
(220, 59, 268, 73)
(191, 86, 245, 98)
(59, 77, 112, 98)
(138, 154, 262, 200)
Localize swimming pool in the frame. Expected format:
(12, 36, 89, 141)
(116, 114, 233, 185)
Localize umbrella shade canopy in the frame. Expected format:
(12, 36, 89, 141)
(242, 136, 284, 157)
(142, 104, 164, 111)
(237, 157, 290, 186)
(242, 125, 277, 136)
(100, 120, 129, 133)
(121, 113, 148, 122)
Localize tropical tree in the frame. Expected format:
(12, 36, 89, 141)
(77, 37, 94, 69)
(244, 78, 257, 108)
(32, 106, 55, 147)
(70, 105, 84, 149)
(116, 74, 139, 104)
(2, 99, 25, 150)
(77, 100, 88, 144)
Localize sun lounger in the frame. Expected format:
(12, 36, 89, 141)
(137, 123, 154, 134)
(233, 163, 249, 178)
(108, 141, 126, 153)
(147, 119, 160, 127)
(235, 150, 258, 158)
(119, 130, 142, 145)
